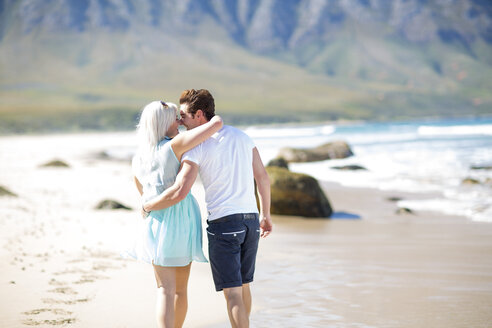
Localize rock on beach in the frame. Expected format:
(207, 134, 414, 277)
(95, 199, 132, 210)
(332, 165, 367, 171)
(39, 159, 70, 168)
(266, 157, 289, 169)
(278, 140, 353, 163)
(0, 185, 17, 197)
(266, 166, 332, 218)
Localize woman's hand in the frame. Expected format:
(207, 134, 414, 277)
(210, 115, 223, 125)
(141, 203, 150, 219)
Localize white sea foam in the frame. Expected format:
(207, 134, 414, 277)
(418, 124, 492, 136)
(397, 198, 492, 222)
(244, 124, 335, 139)
(343, 132, 419, 145)
(397, 198, 468, 216)
(258, 119, 492, 223)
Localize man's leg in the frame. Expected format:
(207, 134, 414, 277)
(223, 286, 249, 328)
(240, 217, 260, 319)
(242, 283, 252, 317)
(206, 217, 248, 327)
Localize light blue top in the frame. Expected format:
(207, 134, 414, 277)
(133, 138, 180, 202)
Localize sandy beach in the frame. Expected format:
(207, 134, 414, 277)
(1, 132, 492, 328)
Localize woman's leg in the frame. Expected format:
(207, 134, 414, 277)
(153, 264, 177, 328)
(174, 263, 192, 328)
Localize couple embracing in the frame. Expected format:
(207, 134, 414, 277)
(125, 89, 272, 328)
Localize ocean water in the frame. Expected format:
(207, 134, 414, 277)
(110, 117, 492, 223)
(245, 117, 492, 223)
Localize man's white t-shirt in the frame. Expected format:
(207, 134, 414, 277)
(182, 125, 258, 221)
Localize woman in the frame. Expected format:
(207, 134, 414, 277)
(124, 100, 222, 328)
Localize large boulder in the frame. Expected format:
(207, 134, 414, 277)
(266, 166, 332, 218)
(278, 140, 353, 163)
(267, 157, 289, 169)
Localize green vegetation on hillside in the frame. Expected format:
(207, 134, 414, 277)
(0, 7, 491, 134)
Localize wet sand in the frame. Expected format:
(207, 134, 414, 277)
(251, 184, 492, 327)
(1, 132, 491, 327)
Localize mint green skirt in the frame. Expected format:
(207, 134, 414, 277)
(124, 193, 207, 267)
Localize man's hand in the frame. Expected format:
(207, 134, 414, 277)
(260, 215, 273, 238)
(143, 161, 198, 212)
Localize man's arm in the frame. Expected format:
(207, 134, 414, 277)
(252, 147, 272, 238)
(143, 160, 199, 212)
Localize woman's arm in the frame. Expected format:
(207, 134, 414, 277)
(171, 115, 223, 161)
(134, 176, 143, 196)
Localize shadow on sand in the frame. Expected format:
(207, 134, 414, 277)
(330, 211, 361, 220)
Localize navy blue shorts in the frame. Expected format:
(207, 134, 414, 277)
(206, 213, 260, 292)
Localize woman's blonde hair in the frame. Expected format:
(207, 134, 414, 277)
(134, 100, 177, 164)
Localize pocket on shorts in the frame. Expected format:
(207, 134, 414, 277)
(221, 229, 246, 237)
(207, 227, 246, 244)
(221, 229, 246, 244)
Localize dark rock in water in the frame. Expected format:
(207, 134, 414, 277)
(462, 178, 480, 185)
(95, 199, 132, 210)
(40, 159, 70, 168)
(94, 151, 111, 160)
(267, 157, 289, 169)
(470, 165, 492, 170)
(278, 140, 353, 163)
(387, 196, 403, 202)
(94, 150, 133, 162)
(396, 207, 414, 215)
(332, 165, 367, 171)
(0, 185, 17, 197)
(266, 166, 332, 218)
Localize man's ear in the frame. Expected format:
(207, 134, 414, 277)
(196, 109, 204, 119)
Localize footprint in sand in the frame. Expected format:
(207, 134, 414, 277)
(92, 261, 119, 271)
(48, 278, 68, 286)
(23, 308, 72, 316)
(22, 308, 75, 326)
(48, 287, 78, 295)
(53, 268, 91, 276)
(22, 317, 76, 326)
(42, 298, 90, 305)
(74, 273, 109, 284)
(24, 247, 126, 325)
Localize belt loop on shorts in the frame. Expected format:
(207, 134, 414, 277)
(207, 213, 258, 224)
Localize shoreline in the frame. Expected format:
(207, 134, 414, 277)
(1, 132, 492, 327)
(2, 114, 491, 137)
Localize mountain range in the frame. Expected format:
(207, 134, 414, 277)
(0, 0, 491, 132)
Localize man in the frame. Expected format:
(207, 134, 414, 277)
(143, 89, 272, 328)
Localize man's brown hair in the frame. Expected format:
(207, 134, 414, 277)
(179, 89, 215, 121)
